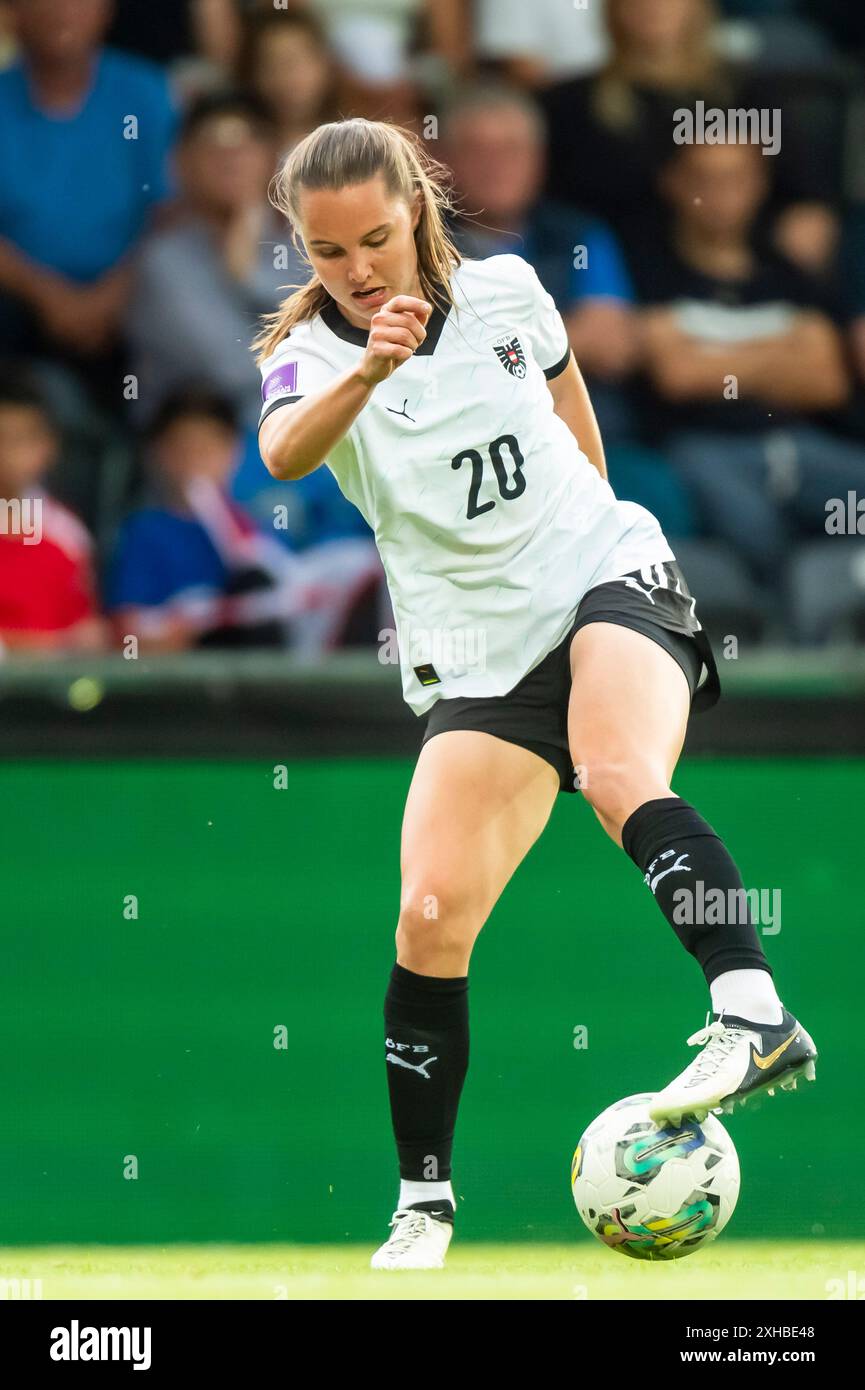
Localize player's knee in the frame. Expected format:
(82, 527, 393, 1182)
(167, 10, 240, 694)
(576, 756, 650, 832)
(396, 883, 478, 959)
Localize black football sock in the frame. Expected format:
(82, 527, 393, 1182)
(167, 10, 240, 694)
(621, 797, 773, 986)
(383, 962, 469, 1183)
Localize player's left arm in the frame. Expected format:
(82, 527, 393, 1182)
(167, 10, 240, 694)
(547, 354, 607, 481)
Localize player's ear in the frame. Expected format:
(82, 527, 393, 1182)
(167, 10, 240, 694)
(410, 190, 423, 232)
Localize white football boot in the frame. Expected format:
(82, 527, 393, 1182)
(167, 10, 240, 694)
(370, 1205, 454, 1270)
(649, 1006, 817, 1127)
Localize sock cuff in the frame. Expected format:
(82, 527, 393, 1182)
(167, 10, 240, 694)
(621, 796, 720, 870)
(390, 962, 468, 997)
(385, 962, 469, 1025)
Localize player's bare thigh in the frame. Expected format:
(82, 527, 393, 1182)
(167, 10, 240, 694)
(397, 730, 559, 976)
(568, 622, 691, 846)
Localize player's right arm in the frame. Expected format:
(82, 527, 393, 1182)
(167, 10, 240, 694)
(259, 296, 431, 481)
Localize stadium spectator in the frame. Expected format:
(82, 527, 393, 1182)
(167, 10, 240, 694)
(240, 9, 337, 155)
(171, 0, 252, 106)
(539, 0, 842, 273)
(714, 0, 841, 71)
(540, 0, 731, 245)
(813, 0, 865, 57)
(107, 0, 279, 106)
(0, 376, 106, 653)
(300, 0, 471, 120)
(711, 1, 848, 286)
(420, 0, 474, 82)
(0, 2, 14, 71)
(832, 207, 865, 443)
(106, 0, 195, 67)
(441, 83, 694, 536)
(299, 0, 422, 123)
(634, 141, 863, 587)
(231, 427, 375, 554)
(107, 387, 294, 651)
(0, 0, 176, 376)
(107, 387, 383, 653)
(306, 0, 421, 84)
(474, 0, 609, 86)
(442, 84, 639, 391)
(126, 92, 306, 432)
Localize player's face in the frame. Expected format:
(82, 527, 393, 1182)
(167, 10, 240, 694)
(298, 174, 422, 328)
(0, 406, 57, 494)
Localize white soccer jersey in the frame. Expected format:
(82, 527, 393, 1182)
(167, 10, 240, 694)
(258, 254, 674, 714)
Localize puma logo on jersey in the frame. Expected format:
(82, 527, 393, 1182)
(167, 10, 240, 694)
(386, 1052, 439, 1079)
(386, 398, 416, 422)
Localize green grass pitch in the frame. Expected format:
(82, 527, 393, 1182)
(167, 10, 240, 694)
(0, 1242, 858, 1300)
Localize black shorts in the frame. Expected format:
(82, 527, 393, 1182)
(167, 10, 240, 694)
(421, 560, 720, 794)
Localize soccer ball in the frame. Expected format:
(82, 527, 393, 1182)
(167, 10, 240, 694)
(570, 1093, 740, 1260)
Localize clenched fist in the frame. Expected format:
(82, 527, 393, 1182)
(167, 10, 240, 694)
(357, 295, 432, 386)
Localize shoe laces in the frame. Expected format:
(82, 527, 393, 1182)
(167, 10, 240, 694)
(385, 1208, 434, 1251)
(684, 1010, 746, 1080)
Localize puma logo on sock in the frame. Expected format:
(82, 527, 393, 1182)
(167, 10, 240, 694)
(386, 1052, 439, 1079)
(646, 850, 692, 894)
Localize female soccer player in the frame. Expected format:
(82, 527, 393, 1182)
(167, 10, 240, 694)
(255, 119, 817, 1269)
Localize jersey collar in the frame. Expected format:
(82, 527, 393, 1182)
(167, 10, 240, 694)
(321, 288, 451, 355)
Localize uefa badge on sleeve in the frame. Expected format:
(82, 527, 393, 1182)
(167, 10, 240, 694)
(261, 361, 299, 402)
(492, 334, 527, 379)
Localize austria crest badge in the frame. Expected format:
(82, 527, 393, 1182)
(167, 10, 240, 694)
(492, 333, 527, 378)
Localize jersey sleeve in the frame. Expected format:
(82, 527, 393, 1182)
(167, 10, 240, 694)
(258, 330, 343, 430)
(509, 255, 572, 381)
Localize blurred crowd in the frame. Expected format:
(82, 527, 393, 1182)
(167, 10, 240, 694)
(2, 0, 865, 657)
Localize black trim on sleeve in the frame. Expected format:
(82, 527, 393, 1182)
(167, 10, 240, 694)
(543, 347, 572, 381)
(258, 394, 303, 430)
